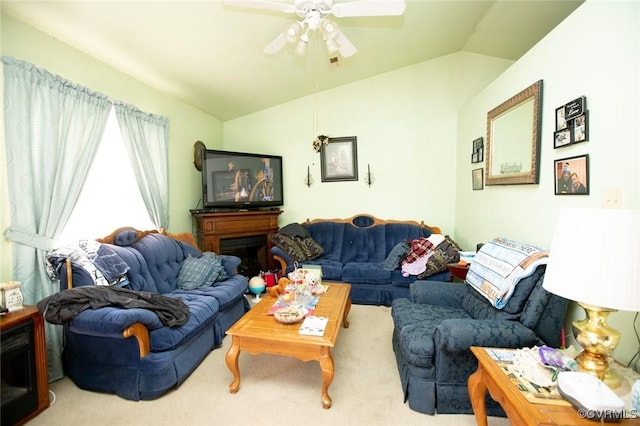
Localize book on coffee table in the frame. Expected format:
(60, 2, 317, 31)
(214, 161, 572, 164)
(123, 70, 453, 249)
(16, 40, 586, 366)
(299, 316, 328, 336)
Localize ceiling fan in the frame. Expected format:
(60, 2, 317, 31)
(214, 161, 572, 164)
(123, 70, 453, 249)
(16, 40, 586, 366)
(222, 0, 406, 58)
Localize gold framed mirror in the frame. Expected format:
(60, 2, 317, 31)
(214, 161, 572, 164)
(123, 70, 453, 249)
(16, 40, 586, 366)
(485, 80, 543, 185)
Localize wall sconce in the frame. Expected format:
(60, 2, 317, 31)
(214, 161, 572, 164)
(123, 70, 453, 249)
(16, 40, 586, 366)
(364, 164, 374, 187)
(304, 165, 314, 187)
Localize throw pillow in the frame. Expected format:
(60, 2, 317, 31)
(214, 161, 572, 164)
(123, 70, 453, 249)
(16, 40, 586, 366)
(297, 235, 324, 260)
(271, 233, 307, 262)
(271, 233, 324, 262)
(384, 241, 410, 271)
(204, 252, 229, 282)
(178, 255, 215, 290)
(417, 235, 461, 278)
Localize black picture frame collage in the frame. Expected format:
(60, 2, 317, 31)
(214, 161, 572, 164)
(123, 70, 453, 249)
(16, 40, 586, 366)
(554, 96, 590, 195)
(471, 137, 484, 190)
(554, 96, 588, 148)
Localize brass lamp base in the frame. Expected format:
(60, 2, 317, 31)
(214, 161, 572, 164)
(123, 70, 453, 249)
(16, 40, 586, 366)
(572, 303, 621, 389)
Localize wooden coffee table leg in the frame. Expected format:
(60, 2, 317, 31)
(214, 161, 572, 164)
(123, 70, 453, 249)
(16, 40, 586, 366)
(319, 346, 334, 409)
(468, 365, 489, 426)
(225, 336, 241, 393)
(342, 298, 351, 328)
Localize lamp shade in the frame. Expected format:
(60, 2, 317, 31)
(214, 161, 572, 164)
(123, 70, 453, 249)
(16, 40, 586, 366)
(543, 208, 640, 312)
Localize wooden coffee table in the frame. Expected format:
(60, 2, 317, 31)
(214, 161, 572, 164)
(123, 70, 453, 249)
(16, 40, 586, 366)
(225, 282, 351, 409)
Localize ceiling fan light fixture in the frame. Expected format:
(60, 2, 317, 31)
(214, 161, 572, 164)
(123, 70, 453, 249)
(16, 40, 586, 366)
(284, 22, 303, 43)
(320, 19, 339, 40)
(325, 38, 340, 54)
(295, 33, 309, 56)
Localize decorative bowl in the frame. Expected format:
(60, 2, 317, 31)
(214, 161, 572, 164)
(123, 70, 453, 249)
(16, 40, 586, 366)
(274, 307, 305, 324)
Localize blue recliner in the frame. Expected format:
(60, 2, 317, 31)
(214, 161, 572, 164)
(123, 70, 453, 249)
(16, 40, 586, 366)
(391, 264, 568, 415)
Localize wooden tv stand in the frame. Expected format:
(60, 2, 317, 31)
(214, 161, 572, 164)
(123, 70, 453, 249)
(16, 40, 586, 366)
(191, 209, 282, 272)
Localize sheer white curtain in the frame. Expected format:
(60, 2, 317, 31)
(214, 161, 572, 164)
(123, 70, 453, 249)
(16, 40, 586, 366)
(2, 57, 111, 380)
(114, 104, 170, 229)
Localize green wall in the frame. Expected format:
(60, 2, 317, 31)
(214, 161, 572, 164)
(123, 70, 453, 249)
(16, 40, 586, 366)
(0, 13, 223, 280)
(455, 0, 640, 367)
(223, 52, 512, 229)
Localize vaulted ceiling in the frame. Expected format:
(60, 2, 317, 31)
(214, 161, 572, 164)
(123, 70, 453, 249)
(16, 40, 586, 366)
(2, 0, 583, 121)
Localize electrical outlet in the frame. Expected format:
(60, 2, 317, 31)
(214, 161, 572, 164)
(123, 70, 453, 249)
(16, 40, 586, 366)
(603, 187, 623, 209)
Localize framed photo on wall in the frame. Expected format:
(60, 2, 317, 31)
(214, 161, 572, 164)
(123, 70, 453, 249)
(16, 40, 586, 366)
(472, 168, 484, 190)
(320, 136, 358, 182)
(554, 96, 588, 148)
(554, 154, 589, 195)
(471, 137, 484, 163)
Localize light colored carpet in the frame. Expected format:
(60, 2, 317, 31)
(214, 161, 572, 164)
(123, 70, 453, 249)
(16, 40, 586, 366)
(29, 303, 509, 425)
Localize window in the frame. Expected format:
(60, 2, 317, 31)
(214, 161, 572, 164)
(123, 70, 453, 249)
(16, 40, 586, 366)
(56, 108, 155, 245)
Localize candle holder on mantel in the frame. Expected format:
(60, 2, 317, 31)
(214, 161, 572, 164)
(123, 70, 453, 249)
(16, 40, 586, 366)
(364, 164, 374, 187)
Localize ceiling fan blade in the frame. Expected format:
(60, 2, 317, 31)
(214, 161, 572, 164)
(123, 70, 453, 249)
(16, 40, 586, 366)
(221, 0, 297, 14)
(335, 30, 358, 57)
(331, 0, 406, 18)
(263, 32, 288, 54)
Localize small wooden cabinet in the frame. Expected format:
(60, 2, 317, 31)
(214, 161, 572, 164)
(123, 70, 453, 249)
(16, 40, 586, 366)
(1, 306, 49, 425)
(191, 210, 282, 272)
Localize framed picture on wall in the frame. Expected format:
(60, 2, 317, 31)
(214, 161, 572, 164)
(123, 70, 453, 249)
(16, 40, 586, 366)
(554, 128, 572, 148)
(554, 154, 589, 195)
(472, 168, 484, 190)
(554, 96, 588, 148)
(471, 137, 484, 163)
(320, 136, 358, 182)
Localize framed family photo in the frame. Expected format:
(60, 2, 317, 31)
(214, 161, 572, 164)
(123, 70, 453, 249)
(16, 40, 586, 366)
(472, 168, 484, 190)
(554, 96, 588, 148)
(554, 154, 589, 195)
(320, 136, 358, 182)
(471, 137, 484, 163)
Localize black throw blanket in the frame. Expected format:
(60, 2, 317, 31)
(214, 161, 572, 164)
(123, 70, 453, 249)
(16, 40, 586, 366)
(37, 286, 190, 327)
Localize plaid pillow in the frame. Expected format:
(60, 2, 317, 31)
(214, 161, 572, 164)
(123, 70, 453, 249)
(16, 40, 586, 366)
(177, 253, 228, 290)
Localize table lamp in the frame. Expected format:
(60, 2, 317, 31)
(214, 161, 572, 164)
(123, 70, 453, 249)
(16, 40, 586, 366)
(543, 207, 640, 387)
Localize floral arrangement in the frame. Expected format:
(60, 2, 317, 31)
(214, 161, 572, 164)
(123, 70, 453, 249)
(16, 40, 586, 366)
(312, 135, 329, 153)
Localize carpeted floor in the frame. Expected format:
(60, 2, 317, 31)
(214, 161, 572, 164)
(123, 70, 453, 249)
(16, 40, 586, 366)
(28, 303, 509, 425)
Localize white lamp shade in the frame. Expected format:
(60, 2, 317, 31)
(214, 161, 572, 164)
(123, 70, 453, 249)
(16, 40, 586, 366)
(543, 208, 640, 312)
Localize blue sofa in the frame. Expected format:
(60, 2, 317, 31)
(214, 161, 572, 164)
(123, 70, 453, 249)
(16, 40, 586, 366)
(271, 214, 452, 306)
(391, 264, 569, 415)
(42, 229, 249, 400)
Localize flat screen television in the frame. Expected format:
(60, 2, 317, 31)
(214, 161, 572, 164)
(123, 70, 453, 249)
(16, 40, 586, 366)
(200, 149, 284, 210)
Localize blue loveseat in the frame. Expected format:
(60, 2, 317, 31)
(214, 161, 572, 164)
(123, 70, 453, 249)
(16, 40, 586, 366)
(41, 229, 249, 400)
(391, 264, 569, 415)
(271, 214, 453, 306)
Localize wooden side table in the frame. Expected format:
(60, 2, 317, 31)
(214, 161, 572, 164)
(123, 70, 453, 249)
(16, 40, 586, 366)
(468, 346, 638, 425)
(447, 262, 469, 282)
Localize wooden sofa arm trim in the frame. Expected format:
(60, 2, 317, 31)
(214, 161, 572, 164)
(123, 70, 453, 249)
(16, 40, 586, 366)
(303, 213, 442, 234)
(65, 258, 73, 289)
(123, 323, 151, 358)
(273, 254, 288, 274)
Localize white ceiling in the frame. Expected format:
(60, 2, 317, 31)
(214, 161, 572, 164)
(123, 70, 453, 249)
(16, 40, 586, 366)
(2, 0, 583, 121)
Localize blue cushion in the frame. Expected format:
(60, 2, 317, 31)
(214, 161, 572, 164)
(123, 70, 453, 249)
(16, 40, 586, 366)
(342, 261, 390, 284)
(149, 293, 219, 352)
(173, 274, 248, 310)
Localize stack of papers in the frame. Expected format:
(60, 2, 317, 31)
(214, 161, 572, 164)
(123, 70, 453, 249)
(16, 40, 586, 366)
(298, 316, 328, 336)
